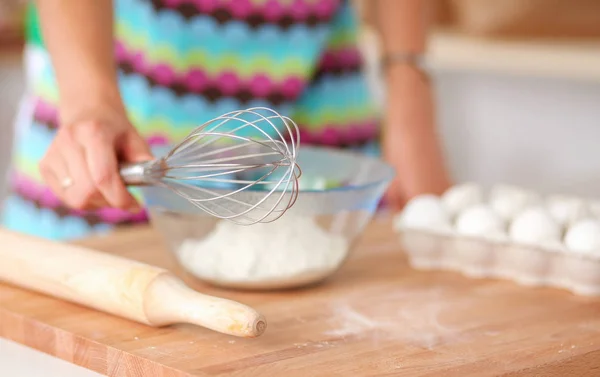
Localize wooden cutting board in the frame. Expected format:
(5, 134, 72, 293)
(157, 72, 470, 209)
(1, 216, 600, 377)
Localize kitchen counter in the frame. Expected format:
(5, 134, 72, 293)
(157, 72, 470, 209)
(2, 217, 600, 376)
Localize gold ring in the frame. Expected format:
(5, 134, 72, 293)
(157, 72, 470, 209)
(61, 177, 74, 189)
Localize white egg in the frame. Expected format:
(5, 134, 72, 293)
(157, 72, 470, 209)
(455, 204, 506, 241)
(509, 206, 562, 247)
(441, 182, 483, 217)
(489, 184, 541, 221)
(394, 194, 452, 233)
(546, 195, 589, 226)
(564, 219, 600, 255)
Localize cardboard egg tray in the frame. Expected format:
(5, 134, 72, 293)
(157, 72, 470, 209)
(399, 228, 600, 296)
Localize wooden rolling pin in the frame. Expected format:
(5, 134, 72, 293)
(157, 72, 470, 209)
(0, 229, 266, 338)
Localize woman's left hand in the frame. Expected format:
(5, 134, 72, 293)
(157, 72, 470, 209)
(382, 63, 451, 211)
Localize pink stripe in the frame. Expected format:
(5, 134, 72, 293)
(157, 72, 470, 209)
(218, 71, 242, 96)
(12, 173, 42, 202)
(229, 0, 253, 18)
(193, 0, 219, 13)
(249, 74, 272, 97)
(161, 0, 339, 22)
(11, 172, 150, 225)
(290, 0, 310, 21)
(146, 134, 171, 146)
(318, 48, 363, 70)
(185, 69, 209, 92)
(117, 43, 309, 100)
(300, 120, 380, 146)
(262, 0, 284, 21)
(315, 0, 339, 18)
(71, 208, 128, 223)
(281, 77, 304, 98)
(114, 41, 128, 61)
(154, 64, 175, 86)
(33, 98, 59, 125)
(337, 49, 363, 66)
(131, 52, 149, 76)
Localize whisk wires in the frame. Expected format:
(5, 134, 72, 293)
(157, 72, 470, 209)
(156, 107, 301, 225)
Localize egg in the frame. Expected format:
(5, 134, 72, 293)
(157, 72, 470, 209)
(509, 206, 562, 248)
(394, 194, 452, 233)
(455, 204, 506, 241)
(489, 184, 541, 221)
(546, 195, 589, 226)
(441, 182, 484, 218)
(564, 219, 600, 255)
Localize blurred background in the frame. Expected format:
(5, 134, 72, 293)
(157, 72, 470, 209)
(2, 0, 600, 204)
(0, 0, 25, 203)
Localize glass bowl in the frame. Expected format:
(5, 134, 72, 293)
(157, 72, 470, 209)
(140, 145, 395, 290)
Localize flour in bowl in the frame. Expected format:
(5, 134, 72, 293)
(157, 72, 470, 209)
(175, 215, 349, 284)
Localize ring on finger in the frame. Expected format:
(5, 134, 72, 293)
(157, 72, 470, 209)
(60, 176, 74, 189)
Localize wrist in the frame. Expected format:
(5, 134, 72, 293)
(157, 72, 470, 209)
(59, 93, 128, 129)
(384, 72, 436, 134)
(385, 60, 431, 85)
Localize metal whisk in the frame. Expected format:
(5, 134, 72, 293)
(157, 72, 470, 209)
(120, 107, 301, 225)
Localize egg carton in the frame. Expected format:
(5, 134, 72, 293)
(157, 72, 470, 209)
(399, 228, 600, 296)
(394, 183, 600, 296)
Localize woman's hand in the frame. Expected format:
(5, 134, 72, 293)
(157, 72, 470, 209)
(383, 64, 451, 211)
(40, 103, 153, 212)
(34, 1, 150, 211)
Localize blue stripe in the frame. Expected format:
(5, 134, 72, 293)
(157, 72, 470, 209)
(118, 72, 295, 132)
(14, 121, 54, 162)
(117, 0, 331, 62)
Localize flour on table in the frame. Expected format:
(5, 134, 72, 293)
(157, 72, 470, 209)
(324, 304, 381, 337)
(176, 215, 349, 283)
(323, 289, 475, 350)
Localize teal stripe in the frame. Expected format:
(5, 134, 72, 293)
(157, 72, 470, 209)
(118, 73, 295, 129)
(1, 195, 97, 241)
(14, 121, 54, 164)
(295, 72, 376, 112)
(117, 0, 331, 62)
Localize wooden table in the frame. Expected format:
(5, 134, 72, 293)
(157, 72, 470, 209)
(1, 216, 600, 376)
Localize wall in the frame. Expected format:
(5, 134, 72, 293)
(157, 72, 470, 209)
(356, 25, 600, 199)
(433, 70, 600, 198)
(0, 54, 22, 203)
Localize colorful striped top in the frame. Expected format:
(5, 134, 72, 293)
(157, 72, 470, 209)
(2, 0, 381, 240)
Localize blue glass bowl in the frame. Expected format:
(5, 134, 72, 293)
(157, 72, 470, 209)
(141, 145, 395, 290)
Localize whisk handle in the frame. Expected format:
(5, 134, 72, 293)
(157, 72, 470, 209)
(119, 161, 160, 186)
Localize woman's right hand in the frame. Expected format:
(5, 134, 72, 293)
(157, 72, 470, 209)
(40, 103, 153, 212)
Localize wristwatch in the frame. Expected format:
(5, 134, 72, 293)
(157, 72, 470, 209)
(381, 51, 430, 80)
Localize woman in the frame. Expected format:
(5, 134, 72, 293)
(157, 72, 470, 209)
(1, 0, 450, 240)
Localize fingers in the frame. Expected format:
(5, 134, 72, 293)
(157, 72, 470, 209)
(77, 122, 140, 211)
(40, 120, 143, 212)
(39, 147, 72, 206)
(63, 131, 112, 210)
(40, 133, 110, 211)
(119, 130, 154, 163)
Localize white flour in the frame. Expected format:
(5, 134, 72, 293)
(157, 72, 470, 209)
(323, 289, 479, 350)
(176, 215, 349, 284)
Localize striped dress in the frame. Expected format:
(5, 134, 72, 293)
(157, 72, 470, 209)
(1, 0, 380, 241)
